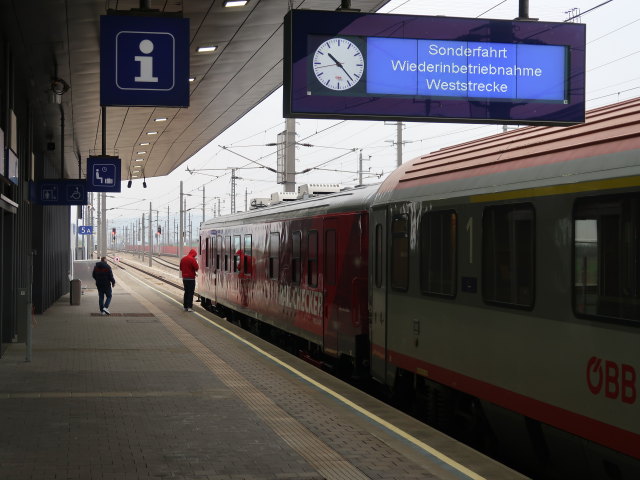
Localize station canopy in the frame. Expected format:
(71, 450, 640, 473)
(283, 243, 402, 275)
(0, 1, 389, 180)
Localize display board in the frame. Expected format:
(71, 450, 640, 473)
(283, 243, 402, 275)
(284, 10, 586, 125)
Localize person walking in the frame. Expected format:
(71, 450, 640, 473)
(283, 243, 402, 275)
(92, 256, 116, 315)
(180, 248, 199, 312)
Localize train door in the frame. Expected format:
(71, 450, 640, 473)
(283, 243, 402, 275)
(370, 207, 389, 384)
(323, 218, 338, 356)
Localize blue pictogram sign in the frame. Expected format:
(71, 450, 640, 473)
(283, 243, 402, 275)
(29, 180, 88, 205)
(100, 15, 189, 107)
(87, 156, 121, 192)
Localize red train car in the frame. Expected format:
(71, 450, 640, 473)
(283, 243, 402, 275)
(198, 185, 376, 373)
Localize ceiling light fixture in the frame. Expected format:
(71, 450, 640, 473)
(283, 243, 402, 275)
(154, 117, 167, 122)
(197, 45, 217, 53)
(137, 151, 146, 155)
(140, 142, 150, 146)
(147, 131, 158, 135)
(135, 158, 144, 162)
(189, 77, 195, 82)
(224, 0, 248, 6)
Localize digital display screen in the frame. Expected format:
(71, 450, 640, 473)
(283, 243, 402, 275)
(366, 38, 567, 102)
(285, 10, 585, 126)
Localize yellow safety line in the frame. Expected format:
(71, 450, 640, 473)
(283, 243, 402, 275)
(124, 269, 488, 480)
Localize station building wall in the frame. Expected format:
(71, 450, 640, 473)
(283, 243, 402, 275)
(0, 32, 71, 357)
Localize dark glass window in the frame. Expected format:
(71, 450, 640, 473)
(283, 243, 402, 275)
(233, 235, 241, 273)
(483, 204, 535, 308)
(205, 237, 210, 267)
(215, 235, 221, 271)
(244, 234, 252, 275)
(292, 231, 301, 284)
(574, 195, 640, 323)
(391, 215, 409, 291)
(269, 232, 280, 279)
(308, 230, 318, 287)
(421, 210, 457, 297)
(225, 236, 231, 272)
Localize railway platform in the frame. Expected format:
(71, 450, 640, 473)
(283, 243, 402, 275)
(0, 264, 528, 480)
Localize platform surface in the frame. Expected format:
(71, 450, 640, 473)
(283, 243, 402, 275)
(0, 266, 528, 480)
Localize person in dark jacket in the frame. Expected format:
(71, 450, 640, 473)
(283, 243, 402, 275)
(179, 248, 199, 312)
(92, 256, 116, 315)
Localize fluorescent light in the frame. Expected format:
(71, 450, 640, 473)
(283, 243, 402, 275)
(139, 142, 150, 146)
(137, 151, 146, 155)
(189, 77, 196, 82)
(197, 45, 217, 53)
(133, 165, 142, 169)
(135, 158, 144, 162)
(224, 0, 248, 6)
(147, 131, 158, 135)
(154, 118, 167, 122)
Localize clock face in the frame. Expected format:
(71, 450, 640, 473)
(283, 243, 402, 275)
(312, 38, 364, 91)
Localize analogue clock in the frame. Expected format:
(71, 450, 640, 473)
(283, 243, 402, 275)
(312, 38, 364, 91)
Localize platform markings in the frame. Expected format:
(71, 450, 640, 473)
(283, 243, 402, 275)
(124, 268, 488, 480)
(120, 271, 372, 480)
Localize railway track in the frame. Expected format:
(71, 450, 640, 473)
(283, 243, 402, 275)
(109, 253, 186, 292)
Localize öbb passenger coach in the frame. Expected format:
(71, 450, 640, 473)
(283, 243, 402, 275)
(198, 98, 640, 479)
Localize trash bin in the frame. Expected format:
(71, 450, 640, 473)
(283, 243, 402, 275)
(70, 279, 82, 305)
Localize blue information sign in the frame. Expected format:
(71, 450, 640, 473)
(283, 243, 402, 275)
(78, 226, 94, 235)
(100, 15, 190, 107)
(29, 180, 88, 206)
(87, 156, 122, 192)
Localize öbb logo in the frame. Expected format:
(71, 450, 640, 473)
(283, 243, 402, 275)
(587, 357, 636, 404)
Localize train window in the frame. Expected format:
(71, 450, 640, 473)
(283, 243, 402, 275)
(308, 230, 318, 287)
(420, 210, 457, 297)
(209, 236, 214, 270)
(482, 204, 535, 308)
(244, 234, 252, 275)
(269, 232, 280, 279)
(375, 224, 383, 288)
(225, 236, 231, 272)
(325, 229, 336, 286)
(292, 231, 301, 284)
(574, 195, 640, 323)
(205, 237, 210, 268)
(216, 235, 221, 271)
(233, 235, 241, 272)
(391, 215, 409, 291)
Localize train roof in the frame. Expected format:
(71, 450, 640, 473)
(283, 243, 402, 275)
(374, 96, 640, 205)
(201, 184, 379, 230)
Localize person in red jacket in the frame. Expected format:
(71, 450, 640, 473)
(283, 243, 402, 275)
(179, 248, 199, 312)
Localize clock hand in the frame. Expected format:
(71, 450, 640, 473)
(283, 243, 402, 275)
(327, 53, 354, 82)
(327, 53, 343, 67)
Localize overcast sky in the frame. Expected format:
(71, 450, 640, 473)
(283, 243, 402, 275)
(103, 0, 639, 233)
